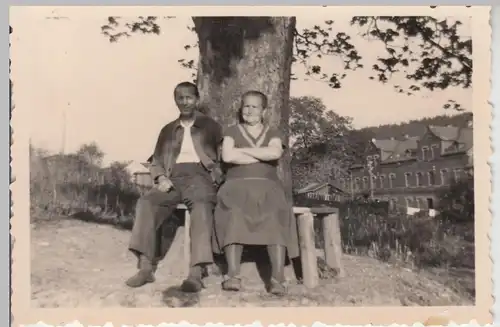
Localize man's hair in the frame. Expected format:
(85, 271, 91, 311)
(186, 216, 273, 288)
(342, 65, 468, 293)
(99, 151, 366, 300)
(174, 81, 200, 98)
(240, 90, 268, 109)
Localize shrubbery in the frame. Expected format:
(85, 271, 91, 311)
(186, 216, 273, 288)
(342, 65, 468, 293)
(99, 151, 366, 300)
(30, 143, 474, 276)
(30, 144, 140, 222)
(311, 192, 474, 273)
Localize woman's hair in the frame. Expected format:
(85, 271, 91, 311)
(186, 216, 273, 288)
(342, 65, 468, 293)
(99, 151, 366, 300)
(238, 90, 268, 123)
(241, 90, 268, 108)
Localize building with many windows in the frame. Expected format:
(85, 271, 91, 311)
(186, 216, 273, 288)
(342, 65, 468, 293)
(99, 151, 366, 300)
(340, 123, 473, 212)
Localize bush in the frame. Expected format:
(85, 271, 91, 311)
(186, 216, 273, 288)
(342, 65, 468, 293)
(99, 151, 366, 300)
(30, 144, 140, 222)
(311, 200, 474, 271)
(437, 175, 474, 223)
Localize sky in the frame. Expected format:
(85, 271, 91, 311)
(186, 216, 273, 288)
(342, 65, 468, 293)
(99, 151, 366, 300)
(10, 8, 472, 165)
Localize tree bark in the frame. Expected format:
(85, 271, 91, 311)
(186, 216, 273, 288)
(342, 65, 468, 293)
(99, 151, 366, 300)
(193, 17, 296, 199)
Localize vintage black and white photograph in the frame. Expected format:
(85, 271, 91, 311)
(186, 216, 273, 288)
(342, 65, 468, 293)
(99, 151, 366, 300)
(10, 5, 492, 322)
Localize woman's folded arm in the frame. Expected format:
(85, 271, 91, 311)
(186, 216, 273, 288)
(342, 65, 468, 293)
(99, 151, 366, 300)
(221, 136, 259, 164)
(238, 138, 284, 161)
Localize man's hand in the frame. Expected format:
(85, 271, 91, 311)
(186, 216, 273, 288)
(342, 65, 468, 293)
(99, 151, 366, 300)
(156, 175, 174, 192)
(211, 166, 225, 188)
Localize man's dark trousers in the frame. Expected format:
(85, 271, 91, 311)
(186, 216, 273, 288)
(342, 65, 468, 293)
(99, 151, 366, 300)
(129, 163, 216, 278)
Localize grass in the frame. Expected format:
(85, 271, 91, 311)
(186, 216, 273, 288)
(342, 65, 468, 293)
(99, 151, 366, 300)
(31, 217, 474, 308)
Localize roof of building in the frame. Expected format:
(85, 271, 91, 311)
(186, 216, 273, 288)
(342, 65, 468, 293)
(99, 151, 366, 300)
(125, 160, 150, 174)
(428, 125, 473, 153)
(372, 136, 420, 163)
(295, 182, 327, 194)
(367, 122, 473, 164)
(294, 182, 346, 195)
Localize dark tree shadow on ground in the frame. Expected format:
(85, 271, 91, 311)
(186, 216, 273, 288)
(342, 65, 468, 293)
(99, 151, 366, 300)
(162, 286, 200, 307)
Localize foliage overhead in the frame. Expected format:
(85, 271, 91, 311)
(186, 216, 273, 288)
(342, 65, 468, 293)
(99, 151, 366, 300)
(101, 15, 472, 110)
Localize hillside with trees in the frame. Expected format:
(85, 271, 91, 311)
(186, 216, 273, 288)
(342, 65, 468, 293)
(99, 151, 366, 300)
(353, 111, 473, 141)
(289, 95, 472, 189)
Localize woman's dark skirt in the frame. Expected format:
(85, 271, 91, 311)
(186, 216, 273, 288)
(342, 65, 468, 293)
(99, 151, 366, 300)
(212, 177, 299, 259)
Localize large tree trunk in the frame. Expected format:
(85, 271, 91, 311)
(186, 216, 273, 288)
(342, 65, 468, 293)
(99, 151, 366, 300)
(193, 17, 296, 200)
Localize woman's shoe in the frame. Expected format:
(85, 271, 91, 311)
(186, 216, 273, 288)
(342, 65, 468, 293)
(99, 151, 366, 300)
(221, 275, 242, 292)
(267, 278, 287, 296)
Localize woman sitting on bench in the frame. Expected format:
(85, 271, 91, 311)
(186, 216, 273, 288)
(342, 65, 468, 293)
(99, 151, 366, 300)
(212, 90, 296, 296)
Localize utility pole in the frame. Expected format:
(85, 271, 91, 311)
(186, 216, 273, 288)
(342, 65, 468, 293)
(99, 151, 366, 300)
(367, 157, 375, 199)
(61, 105, 67, 154)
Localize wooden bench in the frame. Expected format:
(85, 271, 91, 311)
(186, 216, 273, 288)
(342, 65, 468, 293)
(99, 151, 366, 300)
(175, 203, 343, 288)
(294, 206, 345, 287)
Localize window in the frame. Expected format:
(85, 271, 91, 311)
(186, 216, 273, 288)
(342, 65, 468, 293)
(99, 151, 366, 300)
(404, 172, 412, 187)
(390, 198, 398, 211)
(431, 144, 439, 159)
(440, 169, 449, 185)
(371, 175, 378, 189)
(428, 171, 436, 186)
(389, 173, 396, 188)
(379, 175, 386, 188)
(422, 146, 430, 161)
(354, 177, 361, 191)
(340, 178, 345, 189)
(405, 197, 413, 207)
(362, 177, 369, 189)
(427, 198, 435, 210)
(453, 168, 461, 182)
(345, 178, 351, 192)
(415, 172, 423, 187)
(416, 198, 425, 209)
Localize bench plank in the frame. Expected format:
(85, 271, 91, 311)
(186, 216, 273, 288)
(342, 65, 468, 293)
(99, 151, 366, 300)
(310, 206, 339, 215)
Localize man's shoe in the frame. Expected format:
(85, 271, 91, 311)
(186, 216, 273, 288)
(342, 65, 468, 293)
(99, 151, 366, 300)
(125, 270, 155, 288)
(180, 276, 203, 293)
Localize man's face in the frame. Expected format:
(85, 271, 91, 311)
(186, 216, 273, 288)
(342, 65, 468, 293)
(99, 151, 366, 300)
(174, 87, 198, 116)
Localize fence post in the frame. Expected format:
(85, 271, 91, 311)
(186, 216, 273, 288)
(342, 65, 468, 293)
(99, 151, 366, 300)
(322, 208, 345, 277)
(297, 211, 319, 288)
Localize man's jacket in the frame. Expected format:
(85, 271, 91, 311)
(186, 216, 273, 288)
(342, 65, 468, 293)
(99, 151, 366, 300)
(147, 111, 224, 185)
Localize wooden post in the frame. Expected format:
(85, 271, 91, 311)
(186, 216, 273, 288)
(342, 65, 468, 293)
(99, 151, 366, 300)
(297, 211, 319, 288)
(183, 208, 191, 273)
(322, 209, 345, 277)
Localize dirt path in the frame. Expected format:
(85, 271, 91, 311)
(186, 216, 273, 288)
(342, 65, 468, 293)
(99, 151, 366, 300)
(31, 218, 473, 308)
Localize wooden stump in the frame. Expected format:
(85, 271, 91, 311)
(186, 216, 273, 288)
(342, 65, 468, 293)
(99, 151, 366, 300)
(297, 211, 319, 288)
(184, 209, 191, 271)
(160, 204, 190, 276)
(161, 226, 188, 276)
(322, 209, 345, 277)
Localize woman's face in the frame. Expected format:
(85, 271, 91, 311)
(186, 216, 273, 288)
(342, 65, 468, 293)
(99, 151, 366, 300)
(241, 95, 264, 125)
